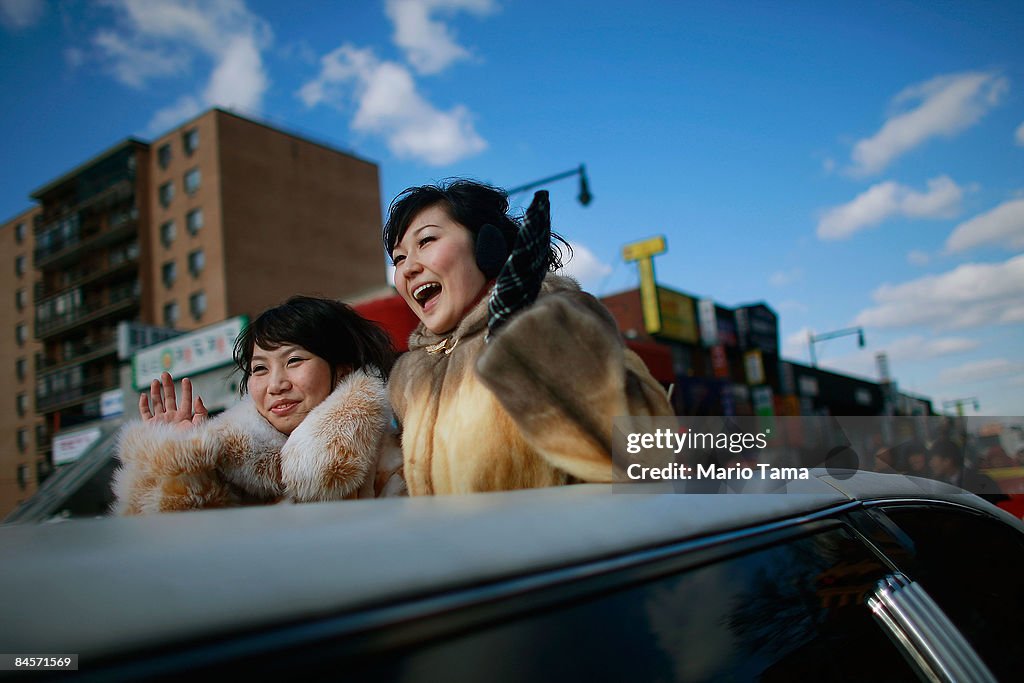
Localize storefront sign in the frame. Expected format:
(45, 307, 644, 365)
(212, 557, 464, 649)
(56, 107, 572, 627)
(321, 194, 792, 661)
(736, 304, 778, 353)
(53, 427, 101, 465)
(744, 349, 765, 385)
(133, 316, 246, 390)
(698, 298, 718, 347)
(100, 389, 124, 418)
(710, 344, 730, 379)
(655, 289, 699, 344)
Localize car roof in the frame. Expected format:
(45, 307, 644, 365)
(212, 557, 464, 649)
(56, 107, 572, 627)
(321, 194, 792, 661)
(0, 470, 1012, 660)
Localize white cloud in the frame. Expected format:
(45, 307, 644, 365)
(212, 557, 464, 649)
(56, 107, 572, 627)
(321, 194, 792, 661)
(818, 334, 981, 380)
(817, 176, 962, 240)
(93, 29, 190, 87)
(923, 337, 981, 356)
(939, 358, 1024, 386)
(769, 268, 802, 287)
(90, 0, 271, 132)
(0, 0, 44, 29)
(146, 95, 201, 136)
(854, 253, 1024, 330)
(385, 0, 496, 75)
(558, 241, 613, 291)
(202, 35, 267, 111)
(907, 249, 931, 266)
(783, 326, 814, 359)
(1016, 122, 1024, 146)
(849, 71, 1007, 175)
(945, 198, 1024, 254)
(299, 44, 486, 165)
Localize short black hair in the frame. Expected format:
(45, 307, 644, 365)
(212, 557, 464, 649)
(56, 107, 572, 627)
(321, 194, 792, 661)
(233, 296, 395, 395)
(929, 438, 964, 470)
(382, 178, 571, 271)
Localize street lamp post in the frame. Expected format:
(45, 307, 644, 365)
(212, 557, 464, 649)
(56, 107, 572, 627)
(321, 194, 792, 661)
(808, 326, 865, 367)
(506, 164, 592, 206)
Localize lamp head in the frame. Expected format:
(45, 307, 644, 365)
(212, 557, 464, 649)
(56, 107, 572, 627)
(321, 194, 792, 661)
(577, 165, 592, 206)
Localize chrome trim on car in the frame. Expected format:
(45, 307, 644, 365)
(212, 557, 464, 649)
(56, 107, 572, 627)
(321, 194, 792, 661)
(868, 573, 997, 683)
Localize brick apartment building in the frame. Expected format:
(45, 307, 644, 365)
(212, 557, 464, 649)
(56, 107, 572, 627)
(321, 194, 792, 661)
(1, 207, 45, 514)
(0, 108, 386, 517)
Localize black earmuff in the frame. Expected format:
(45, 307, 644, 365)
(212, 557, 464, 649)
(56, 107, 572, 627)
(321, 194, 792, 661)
(475, 223, 510, 279)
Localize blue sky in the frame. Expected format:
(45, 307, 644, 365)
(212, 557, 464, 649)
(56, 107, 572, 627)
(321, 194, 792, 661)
(2, 0, 1022, 414)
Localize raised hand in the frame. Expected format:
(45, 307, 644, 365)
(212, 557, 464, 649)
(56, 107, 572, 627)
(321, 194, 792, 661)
(487, 190, 550, 337)
(139, 372, 208, 430)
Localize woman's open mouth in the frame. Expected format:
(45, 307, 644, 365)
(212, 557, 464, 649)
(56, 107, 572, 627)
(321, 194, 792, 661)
(413, 282, 442, 311)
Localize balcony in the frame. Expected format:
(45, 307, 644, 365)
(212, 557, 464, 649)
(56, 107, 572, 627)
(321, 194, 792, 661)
(36, 335, 119, 376)
(35, 283, 140, 340)
(36, 244, 139, 300)
(35, 183, 137, 270)
(35, 377, 114, 415)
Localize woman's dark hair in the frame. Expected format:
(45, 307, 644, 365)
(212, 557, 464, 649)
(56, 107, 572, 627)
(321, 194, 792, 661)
(382, 178, 572, 272)
(233, 296, 395, 395)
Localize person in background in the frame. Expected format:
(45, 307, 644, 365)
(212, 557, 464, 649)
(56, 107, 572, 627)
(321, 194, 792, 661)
(383, 179, 673, 495)
(111, 296, 404, 515)
(928, 438, 1006, 503)
(901, 439, 930, 477)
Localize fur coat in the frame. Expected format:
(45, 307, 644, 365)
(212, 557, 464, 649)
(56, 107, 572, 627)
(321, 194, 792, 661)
(389, 274, 674, 495)
(111, 368, 405, 515)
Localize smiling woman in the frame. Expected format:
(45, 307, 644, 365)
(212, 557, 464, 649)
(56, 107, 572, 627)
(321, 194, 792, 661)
(110, 296, 405, 515)
(384, 180, 674, 495)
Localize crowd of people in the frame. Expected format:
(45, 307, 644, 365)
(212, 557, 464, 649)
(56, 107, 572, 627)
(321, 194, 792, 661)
(872, 426, 1018, 503)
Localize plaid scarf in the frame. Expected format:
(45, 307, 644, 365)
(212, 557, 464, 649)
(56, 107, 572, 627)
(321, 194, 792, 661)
(487, 190, 550, 337)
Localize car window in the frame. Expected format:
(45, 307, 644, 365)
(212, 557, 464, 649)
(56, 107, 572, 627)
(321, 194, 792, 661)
(879, 505, 1024, 682)
(343, 528, 918, 682)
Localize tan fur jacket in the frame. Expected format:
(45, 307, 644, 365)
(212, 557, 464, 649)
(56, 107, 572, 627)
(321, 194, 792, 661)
(389, 274, 673, 495)
(111, 368, 405, 515)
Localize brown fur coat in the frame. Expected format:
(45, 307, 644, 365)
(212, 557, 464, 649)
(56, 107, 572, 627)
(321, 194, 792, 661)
(389, 274, 673, 495)
(111, 368, 405, 515)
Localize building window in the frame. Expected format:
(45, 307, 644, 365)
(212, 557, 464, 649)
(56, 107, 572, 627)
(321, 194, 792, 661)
(15, 221, 26, 243)
(183, 127, 199, 155)
(15, 288, 27, 311)
(15, 254, 26, 277)
(164, 301, 179, 328)
(16, 323, 27, 346)
(17, 429, 28, 453)
(162, 261, 177, 288)
(35, 423, 46, 447)
(17, 393, 27, 417)
(157, 143, 172, 169)
(159, 181, 175, 208)
(161, 220, 176, 248)
(190, 291, 207, 321)
(16, 358, 27, 382)
(186, 208, 203, 235)
(17, 464, 29, 491)
(184, 167, 201, 195)
(188, 249, 205, 277)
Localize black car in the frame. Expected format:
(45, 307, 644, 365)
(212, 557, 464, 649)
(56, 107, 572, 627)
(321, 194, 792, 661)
(1, 470, 1021, 682)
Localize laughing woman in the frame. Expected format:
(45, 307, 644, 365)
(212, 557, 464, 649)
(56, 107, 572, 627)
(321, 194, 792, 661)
(384, 179, 673, 495)
(111, 296, 404, 515)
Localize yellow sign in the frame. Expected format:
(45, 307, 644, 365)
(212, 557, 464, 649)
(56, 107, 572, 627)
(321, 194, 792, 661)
(622, 235, 667, 262)
(638, 260, 661, 333)
(744, 349, 765, 385)
(656, 288, 699, 343)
